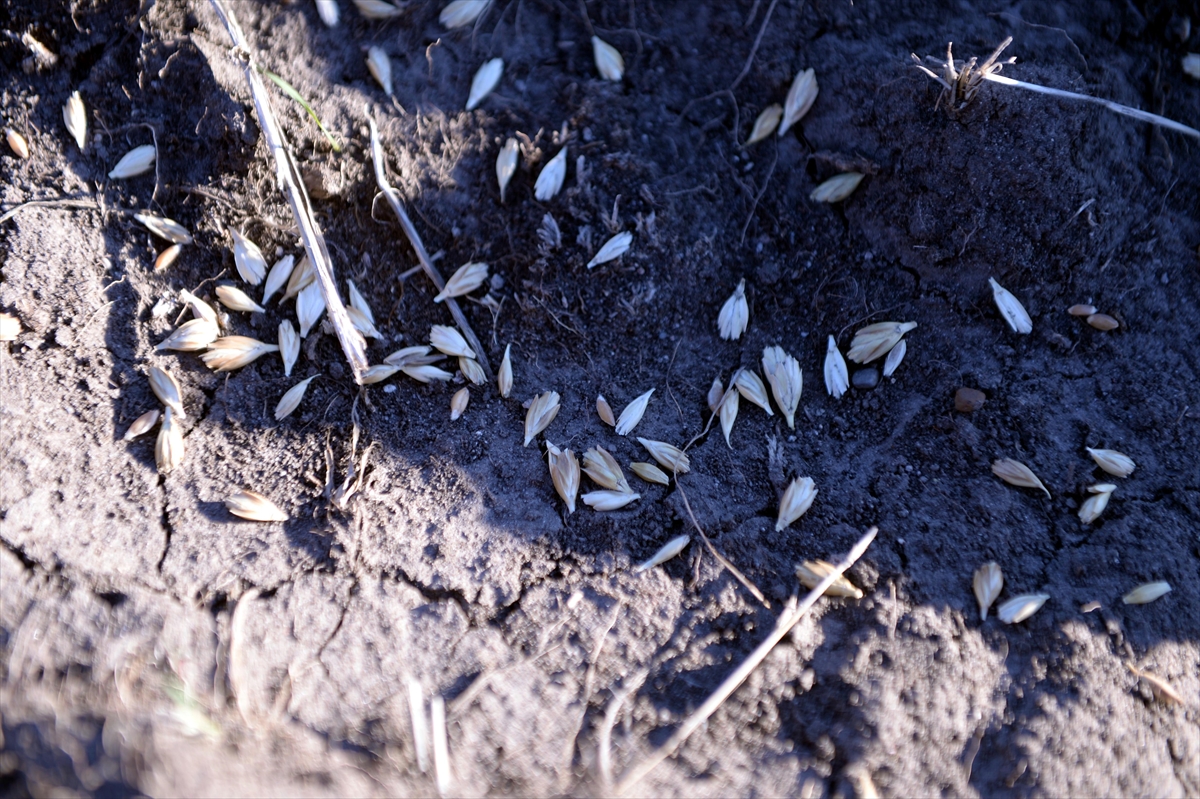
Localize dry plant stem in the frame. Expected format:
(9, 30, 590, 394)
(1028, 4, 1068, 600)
(207, 0, 368, 383)
(612, 526, 879, 795)
(367, 113, 493, 379)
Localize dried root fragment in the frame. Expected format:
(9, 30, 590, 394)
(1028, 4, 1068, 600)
(583, 446, 632, 493)
(848, 321, 917, 364)
(1126, 663, 1184, 704)
(275, 375, 317, 420)
(591, 36, 624, 81)
(535, 147, 567, 201)
(596, 394, 616, 426)
(496, 138, 519, 202)
(450, 387, 470, 420)
(123, 409, 160, 440)
(156, 318, 219, 351)
(296, 281, 326, 337)
(108, 144, 155, 179)
(809, 172, 864, 203)
(582, 489, 640, 511)
(761, 346, 801, 428)
(148, 365, 186, 419)
(991, 457, 1051, 498)
(718, 279, 749, 340)
(366, 46, 393, 96)
(1078, 483, 1115, 524)
(225, 489, 288, 522)
(1086, 313, 1119, 331)
(637, 438, 690, 474)
(797, 560, 863, 598)
(353, 0, 403, 19)
(988, 277, 1032, 334)
(231, 229, 268, 285)
(1122, 581, 1171, 605)
(1086, 447, 1136, 478)
(882, 339, 906, 378)
(155, 406, 184, 474)
(734, 368, 772, 416)
(199, 336, 280, 372)
(779, 67, 818, 137)
(824, 335, 848, 398)
(436, 261, 488, 302)
(279, 320, 299, 377)
(430, 325, 476, 358)
(497, 343, 513, 397)
(719, 386, 739, 448)
(634, 534, 689, 572)
(63, 91, 87, 150)
(524, 390, 561, 446)
(615, 388, 654, 436)
(747, 104, 782, 145)
(630, 461, 670, 486)
(776, 476, 817, 531)
(547, 442, 580, 513)
(973, 561, 1004, 620)
(134, 213, 192, 244)
(996, 593, 1049, 624)
(216, 285, 266, 314)
(466, 57, 503, 110)
(587, 231, 632, 268)
(440, 0, 488, 29)
(0, 313, 21, 341)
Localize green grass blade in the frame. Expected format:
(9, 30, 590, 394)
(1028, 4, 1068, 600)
(259, 67, 343, 152)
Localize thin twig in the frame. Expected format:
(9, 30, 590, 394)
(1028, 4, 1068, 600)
(366, 112, 494, 379)
(612, 526, 879, 795)
(0, 197, 100, 225)
(729, 0, 781, 91)
(207, 0, 368, 382)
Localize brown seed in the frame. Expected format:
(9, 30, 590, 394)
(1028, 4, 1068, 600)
(1067, 304, 1096, 316)
(796, 560, 863, 598)
(155, 244, 182, 271)
(123, 409, 160, 440)
(1087, 313, 1120, 331)
(596, 394, 616, 426)
(6, 128, 30, 159)
(955, 387, 986, 412)
(1127, 663, 1183, 704)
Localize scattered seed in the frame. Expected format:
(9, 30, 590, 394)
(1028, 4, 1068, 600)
(1078, 483, 1115, 524)
(1126, 663, 1183, 704)
(108, 144, 155, 179)
(810, 172, 864, 203)
(1122, 581, 1171, 605)
(199, 336, 280, 372)
(587, 231, 633, 268)
(346, 279, 375, 327)
(402, 364, 454, 383)
(535, 146, 567, 201)
(992, 458, 1051, 498)
(583, 446, 632, 493)
(155, 406, 184, 474)
(459, 356, 485, 385)
(440, 0, 488, 29)
(366, 46, 393, 95)
(851, 368, 880, 391)
(824, 335, 849, 399)
(296, 280, 326, 337)
(762, 346, 802, 429)
(733, 368, 773, 416)
(63, 91, 86, 150)
(283, 255, 315, 300)
(591, 35, 625, 81)
(848, 321, 917, 363)
(582, 489, 640, 511)
(1067, 304, 1096, 316)
(707, 376, 724, 414)
(747, 104, 782, 145)
(361, 364, 402, 384)
(156, 317, 219, 351)
(630, 461, 670, 486)
(155, 244, 182, 271)
(1184, 53, 1200, 80)
(779, 67, 818, 137)
(316, 0, 340, 26)
(973, 561, 1004, 620)
(279, 320, 299, 377)
(1086, 313, 1119, 331)
(634, 534, 690, 572)
(450, 387, 470, 420)
(466, 57, 503, 110)
(134, 213, 192, 244)
(796, 560, 863, 598)
(546, 442, 580, 513)
(384, 345, 437, 367)
(1080, 601, 1101, 613)
(719, 385, 739, 448)
(435, 261, 489, 302)
(637, 437, 690, 474)
(615, 388, 654, 436)
(430, 325, 475, 358)
(496, 138, 519, 202)
(353, 0, 403, 19)
(524, 391, 561, 446)
(882, 339, 906, 378)
(996, 593, 1050, 624)
(955, 387, 986, 412)
(497, 343, 513, 397)
(231, 229, 268, 285)
(988, 277, 1033, 334)
(216, 284, 266, 314)
(275, 375, 317, 420)
(596, 394, 616, 426)
(1086, 447, 1136, 478)
(718, 279, 749, 340)
(0, 312, 21, 341)
(346, 305, 381, 338)
(148, 365, 186, 419)
(225, 489, 288, 522)
(123, 409, 160, 440)
(776, 476, 817, 531)
(179, 289, 218, 324)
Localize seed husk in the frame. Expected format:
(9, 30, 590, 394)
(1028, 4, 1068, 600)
(991, 457, 1051, 498)
(108, 144, 156, 179)
(1086, 447, 1136, 478)
(955, 387, 986, 412)
(809, 172, 864, 203)
(1122, 581, 1171, 605)
(734, 368, 773, 416)
(402, 364, 454, 383)
(0, 313, 22, 341)
(458, 356, 485, 384)
(346, 279, 375, 325)
(582, 489, 640, 511)
(761, 345, 801, 429)
(216, 284, 266, 314)
(199, 336, 280, 372)
(973, 562, 1004, 620)
(440, 0, 488, 28)
(630, 461, 670, 486)
(615, 388, 654, 436)
(707, 376, 724, 414)
(996, 593, 1050, 624)
(225, 489, 288, 522)
(430, 325, 476, 359)
(1078, 484, 1114, 524)
(543, 442, 580, 514)
(384, 345, 437, 367)
(346, 305, 381, 338)
(587, 231, 633, 269)
(824, 335, 848, 398)
(316, 0, 339, 26)
(179, 289, 218, 324)
(796, 560, 863, 598)
(283, 256, 315, 300)
(466, 57, 503, 110)
(496, 138, 519, 202)
(156, 317, 219, 351)
(134, 213, 192, 244)
(353, 0, 403, 19)
(747, 104, 782, 145)
(848, 321, 917, 364)
(5, 128, 29, 159)
(719, 385, 739, 448)
(776, 476, 817, 531)
(634, 534, 690, 572)
(1087, 313, 1120, 331)
(1184, 53, 1200, 80)
(535, 147, 567, 201)
(450, 387, 470, 420)
(148, 365, 186, 419)
(275, 375, 317, 420)
(262, 255, 294, 304)
(497, 343, 513, 397)
(63, 91, 87, 150)
(988, 277, 1033, 334)
(591, 35, 624, 81)
(583, 446, 632, 493)
(1126, 663, 1184, 704)
(882, 338, 906, 378)
(1067, 304, 1096, 316)
(637, 437, 690, 474)
(596, 394, 616, 426)
(296, 280, 326, 337)
(155, 406, 184, 474)
(366, 46, 393, 95)
(155, 244, 182, 271)
(231, 229, 268, 285)
(718, 279, 749, 340)
(779, 67, 818, 137)
(279, 320, 299, 377)
(435, 261, 489, 302)
(359, 364, 400, 384)
(524, 390, 561, 447)
(123, 409, 160, 440)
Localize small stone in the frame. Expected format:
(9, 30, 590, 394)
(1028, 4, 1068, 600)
(851, 368, 879, 390)
(955, 387, 986, 412)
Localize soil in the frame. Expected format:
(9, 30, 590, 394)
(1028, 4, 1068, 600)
(2, 0, 1198, 796)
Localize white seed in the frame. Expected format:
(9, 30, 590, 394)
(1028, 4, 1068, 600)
(199, 336, 280, 372)
(402, 364, 454, 383)
(450, 387, 470, 420)
(316, 0, 340, 27)
(0, 313, 21, 341)
(156, 317, 219, 351)
(148, 365, 186, 419)
(231, 229, 268, 285)
(123, 409, 160, 441)
(366, 46, 393, 96)
(719, 385, 739, 448)
(134, 212, 192, 244)
(459, 356, 485, 384)
(796, 560, 862, 598)
(718, 279, 749, 340)
(596, 394, 615, 426)
(582, 446, 632, 493)
(353, 0, 403, 19)
(973, 562, 1004, 620)
(5, 128, 29, 159)
(497, 343, 513, 397)
(275, 376, 317, 420)
(216, 284, 266, 314)
(734, 368, 773, 416)
(63, 91, 87, 150)
(848, 321, 917, 363)
(582, 489, 640, 511)
(429, 325, 476, 358)
(283, 255, 315, 299)
(991, 458, 1051, 498)
(279, 320, 299, 377)
(776, 476, 817, 531)
(1086, 447, 1136, 478)
(347, 279, 375, 324)
(747, 104, 782, 145)
(155, 244, 182, 271)
(384, 345, 436, 367)
(466, 57, 503, 110)
(1078, 485, 1114, 524)
(440, 0, 488, 28)
(435, 261, 489, 302)
(225, 489, 288, 522)
(824, 335, 849, 398)
(996, 593, 1050, 624)
(535, 147, 567, 201)
(155, 406, 184, 474)
(108, 144, 156, 179)
(630, 461, 670, 486)
(262, 255, 295, 305)
(496, 138, 519, 202)
(524, 390, 561, 446)
(810, 172, 864, 203)
(296, 280, 326, 337)
(707, 376, 724, 414)
(346, 306, 381, 338)
(1122, 581, 1171, 605)
(634, 534, 690, 572)
(882, 339, 906, 378)
(591, 36, 624, 81)
(361, 364, 402, 384)
(988, 277, 1033, 334)
(587, 231, 633, 269)
(637, 438, 690, 474)
(179, 289, 218, 324)
(546, 443, 580, 513)
(779, 67, 818, 137)
(615, 388, 654, 436)
(1184, 53, 1200, 80)
(762, 345, 802, 429)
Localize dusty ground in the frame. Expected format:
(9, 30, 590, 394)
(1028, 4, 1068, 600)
(2, 0, 1199, 796)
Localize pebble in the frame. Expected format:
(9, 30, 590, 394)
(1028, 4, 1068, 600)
(955, 387, 986, 412)
(851, 368, 879, 390)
